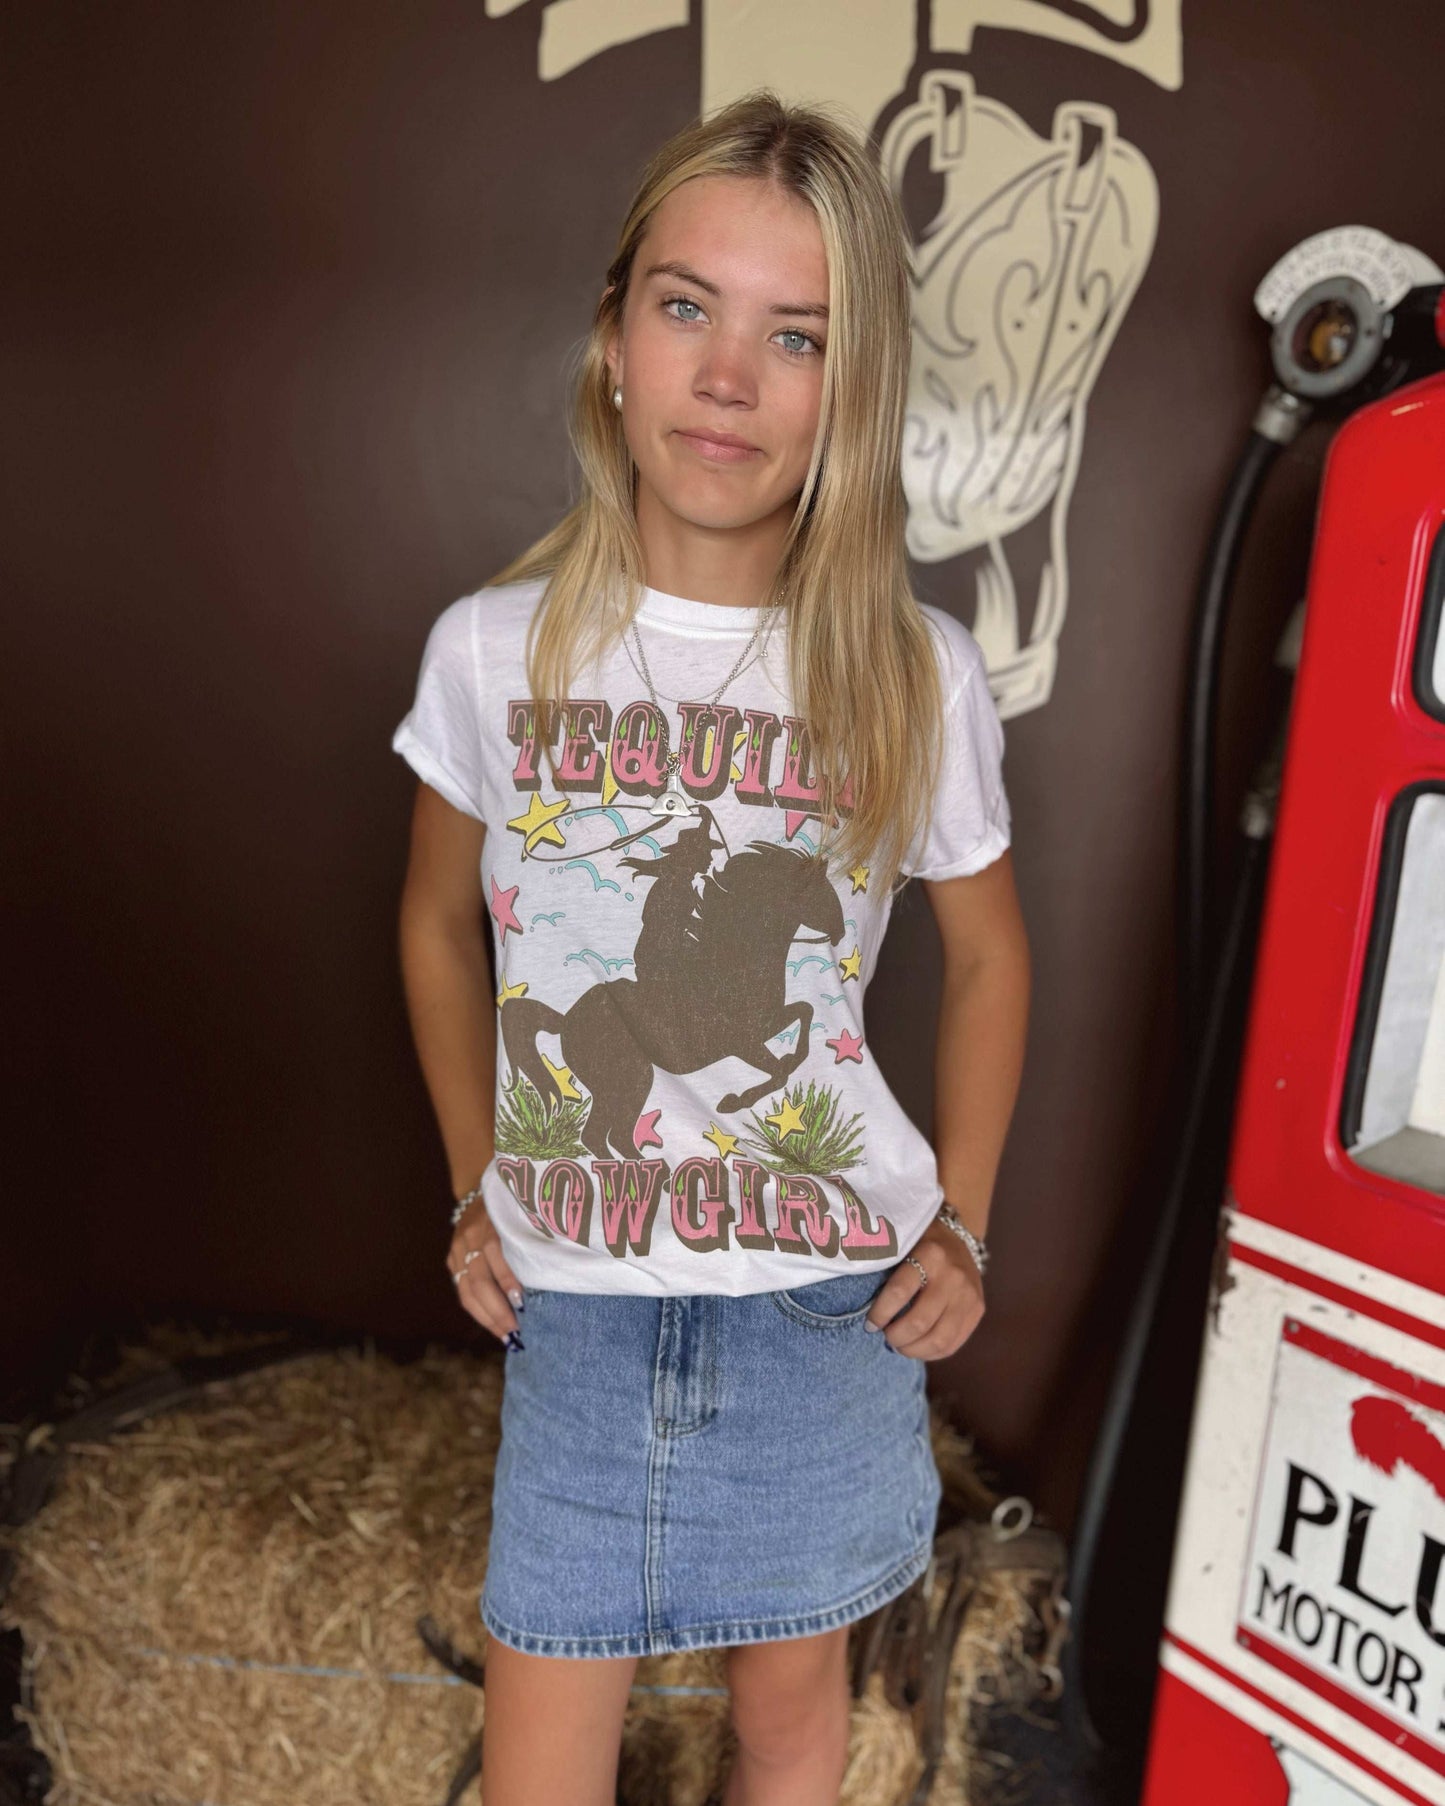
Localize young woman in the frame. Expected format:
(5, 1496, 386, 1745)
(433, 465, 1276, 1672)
(393, 89, 1030, 1806)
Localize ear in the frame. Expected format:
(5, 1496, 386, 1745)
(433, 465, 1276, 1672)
(602, 284, 622, 389)
(604, 332, 622, 391)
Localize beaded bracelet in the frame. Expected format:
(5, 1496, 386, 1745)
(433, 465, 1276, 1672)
(450, 1179, 485, 1229)
(935, 1200, 989, 1276)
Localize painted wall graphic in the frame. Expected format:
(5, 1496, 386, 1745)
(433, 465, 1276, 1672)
(483, 0, 1176, 717)
(880, 73, 1157, 714)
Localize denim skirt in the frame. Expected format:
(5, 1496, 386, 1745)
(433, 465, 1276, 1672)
(479, 1265, 943, 1659)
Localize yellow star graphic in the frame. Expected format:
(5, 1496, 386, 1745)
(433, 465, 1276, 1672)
(497, 977, 529, 1005)
(540, 1051, 582, 1102)
(507, 791, 572, 855)
(703, 1123, 739, 1159)
(846, 863, 870, 894)
(766, 1094, 807, 1141)
(838, 945, 863, 982)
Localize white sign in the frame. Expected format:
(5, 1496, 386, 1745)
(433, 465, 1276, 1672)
(1239, 1318, 1445, 1780)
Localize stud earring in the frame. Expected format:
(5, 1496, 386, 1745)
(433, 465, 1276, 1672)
(612, 386, 623, 411)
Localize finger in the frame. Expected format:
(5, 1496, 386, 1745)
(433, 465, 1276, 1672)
(481, 1243, 528, 1317)
(882, 1283, 948, 1353)
(447, 1244, 492, 1292)
(867, 1272, 929, 1332)
(463, 1240, 529, 1336)
(456, 1264, 515, 1340)
(449, 1233, 524, 1315)
(449, 1224, 494, 1267)
(896, 1288, 984, 1359)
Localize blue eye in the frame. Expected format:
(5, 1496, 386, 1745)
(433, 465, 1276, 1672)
(776, 327, 822, 359)
(660, 294, 823, 361)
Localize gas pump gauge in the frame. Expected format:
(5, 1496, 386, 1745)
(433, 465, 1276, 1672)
(1255, 225, 1445, 406)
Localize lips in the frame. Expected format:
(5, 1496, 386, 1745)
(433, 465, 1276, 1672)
(674, 428, 763, 464)
(680, 427, 758, 449)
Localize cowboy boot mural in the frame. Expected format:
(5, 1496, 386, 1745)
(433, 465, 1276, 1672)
(482, 1, 1175, 725)
(881, 70, 1159, 716)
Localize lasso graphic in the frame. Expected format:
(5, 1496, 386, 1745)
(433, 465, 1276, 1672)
(517, 798, 836, 947)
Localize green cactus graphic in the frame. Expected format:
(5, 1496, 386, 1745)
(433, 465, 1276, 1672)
(493, 1070, 590, 1160)
(737, 1079, 866, 1176)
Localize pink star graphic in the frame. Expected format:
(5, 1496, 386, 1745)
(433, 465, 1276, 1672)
(825, 1029, 865, 1064)
(489, 877, 523, 941)
(633, 1107, 664, 1153)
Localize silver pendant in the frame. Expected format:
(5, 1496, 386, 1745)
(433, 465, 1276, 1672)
(650, 768, 698, 817)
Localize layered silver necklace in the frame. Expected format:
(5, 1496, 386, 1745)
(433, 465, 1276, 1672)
(628, 600, 783, 819)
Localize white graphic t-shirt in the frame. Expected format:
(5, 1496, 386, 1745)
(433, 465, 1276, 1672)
(392, 576, 1011, 1296)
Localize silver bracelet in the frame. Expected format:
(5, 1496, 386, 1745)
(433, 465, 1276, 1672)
(935, 1200, 989, 1276)
(450, 1178, 485, 1228)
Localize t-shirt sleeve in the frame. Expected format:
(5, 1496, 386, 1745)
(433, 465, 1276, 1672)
(391, 596, 489, 824)
(903, 613, 1012, 882)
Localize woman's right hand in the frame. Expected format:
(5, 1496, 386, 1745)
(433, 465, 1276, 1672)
(447, 1197, 527, 1346)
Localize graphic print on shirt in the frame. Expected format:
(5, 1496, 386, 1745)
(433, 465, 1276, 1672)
(488, 693, 903, 1268)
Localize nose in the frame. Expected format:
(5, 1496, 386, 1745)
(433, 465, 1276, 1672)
(693, 332, 758, 409)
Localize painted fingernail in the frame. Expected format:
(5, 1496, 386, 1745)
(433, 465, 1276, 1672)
(504, 1331, 525, 1352)
(507, 1288, 525, 1309)
(864, 1318, 880, 1332)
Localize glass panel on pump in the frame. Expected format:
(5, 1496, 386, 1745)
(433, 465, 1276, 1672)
(1341, 787, 1445, 1197)
(1414, 517, 1445, 721)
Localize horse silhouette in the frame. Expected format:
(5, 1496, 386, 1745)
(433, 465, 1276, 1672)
(499, 835, 845, 1160)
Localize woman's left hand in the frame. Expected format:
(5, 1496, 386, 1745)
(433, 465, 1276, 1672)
(867, 1219, 985, 1361)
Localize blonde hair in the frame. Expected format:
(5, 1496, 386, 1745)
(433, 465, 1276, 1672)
(487, 87, 947, 898)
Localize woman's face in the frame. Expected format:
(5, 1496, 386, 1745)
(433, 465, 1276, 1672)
(605, 173, 829, 546)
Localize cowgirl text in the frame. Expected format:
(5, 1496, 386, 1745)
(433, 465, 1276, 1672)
(495, 1154, 900, 1262)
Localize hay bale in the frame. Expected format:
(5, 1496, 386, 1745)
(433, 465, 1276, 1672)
(0, 1323, 1064, 1806)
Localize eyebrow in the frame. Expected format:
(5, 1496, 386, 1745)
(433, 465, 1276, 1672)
(641, 258, 829, 320)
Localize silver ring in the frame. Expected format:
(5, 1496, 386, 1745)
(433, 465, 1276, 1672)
(451, 1249, 483, 1286)
(903, 1253, 929, 1286)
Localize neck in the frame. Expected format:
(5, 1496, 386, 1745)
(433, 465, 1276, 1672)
(633, 484, 791, 609)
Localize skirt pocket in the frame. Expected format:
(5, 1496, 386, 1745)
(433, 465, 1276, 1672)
(768, 1266, 892, 1329)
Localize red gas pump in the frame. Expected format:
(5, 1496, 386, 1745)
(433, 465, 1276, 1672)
(1041, 227, 1445, 1805)
(1138, 359, 1445, 1797)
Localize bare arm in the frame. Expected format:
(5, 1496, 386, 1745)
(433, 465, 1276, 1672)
(870, 848, 1030, 1360)
(924, 847, 1031, 1245)
(397, 779, 525, 1341)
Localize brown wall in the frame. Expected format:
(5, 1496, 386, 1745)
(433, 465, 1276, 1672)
(6, 2, 1443, 1555)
